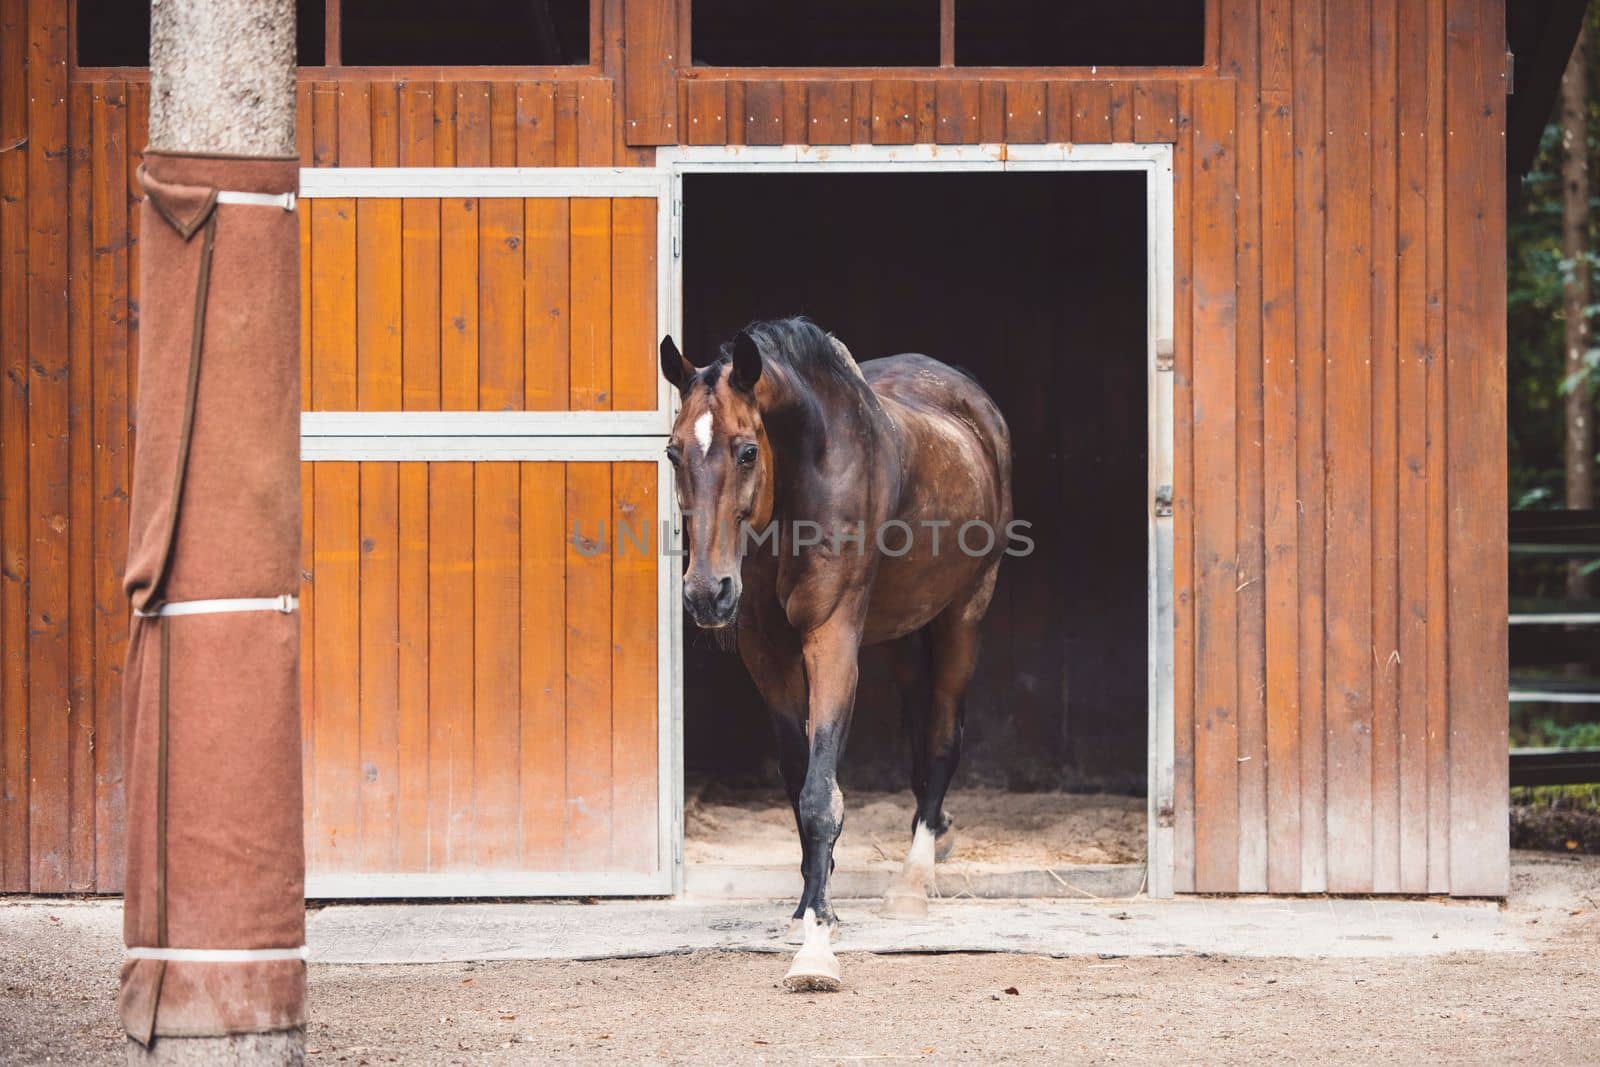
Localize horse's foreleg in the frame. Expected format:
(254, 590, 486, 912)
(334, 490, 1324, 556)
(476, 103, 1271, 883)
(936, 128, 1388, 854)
(783, 615, 861, 993)
(883, 610, 978, 919)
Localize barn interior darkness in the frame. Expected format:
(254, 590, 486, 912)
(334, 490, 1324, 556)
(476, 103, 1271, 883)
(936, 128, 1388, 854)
(683, 173, 1149, 795)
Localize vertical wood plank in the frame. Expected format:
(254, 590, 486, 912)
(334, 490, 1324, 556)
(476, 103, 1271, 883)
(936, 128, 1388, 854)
(611, 462, 657, 870)
(473, 463, 521, 868)
(1395, 0, 1431, 894)
(871, 80, 917, 146)
(1223, 0, 1268, 895)
(565, 463, 613, 869)
(743, 82, 784, 146)
(439, 197, 480, 411)
(310, 200, 357, 411)
(684, 80, 727, 146)
(356, 199, 402, 410)
(1423, 0, 1450, 895)
(433, 81, 457, 166)
(554, 82, 579, 166)
(521, 462, 566, 868)
(1261, 88, 1301, 893)
(369, 82, 399, 167)
(516, 83, 558, 166)
(1107, 82, 1134, 143)
(1443, 0, 1507, 897)
(338, 83, 371, 167)
(312, 82, 339, 166)
(1134, 81, 1180, 143)
(27, 0, 70, 891)
(1323, 0, 1375, 894)
(808, 81, 853, 145)
(1046, 82, 1074, 142)
(782, 82, 808, 145)
(978, 81, 1006, 143)
(395, 461, 430, 872)
(490, 82, 518, 166)
(311, 461, 360, 873)
(478, 195, 527, 411)
(1190, 78, 1240, 893)
(1171, 81, 1197, 894)
(569, 200, 613, 410)
(726, 82, 747, 146)
(66, 82, 94, 891)
(611, 199, 657, 412)
(578, 79, 615, 166)
(1072, 81, 1114, 143)
(1293, 0, 1329, 893)
(299, 463, 315, 840)
(935, 81, 980, 144)
(357, 462, 399, 872)
(913, 81, 937, 143)
(454, 82, 492, 167)
(91, 83, 130, 891)
(0, 0, 30, 891)
(525, 198, 572, 412)
(1003, 82, 1046, 144)
(399, 86, 440, 413)
(623, 0, 678, 144)
(427, 463, 474, 869)
(1369, 0, 1402, 894)
(850, 80, 873, 145)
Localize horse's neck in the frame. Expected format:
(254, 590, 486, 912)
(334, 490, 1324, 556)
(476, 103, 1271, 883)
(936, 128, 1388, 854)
(758, 361, 895, 519)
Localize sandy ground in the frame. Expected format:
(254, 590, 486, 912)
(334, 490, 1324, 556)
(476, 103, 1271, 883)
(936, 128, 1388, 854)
(5, 852, 1599, 1066)
(685, 786, 1147, 868)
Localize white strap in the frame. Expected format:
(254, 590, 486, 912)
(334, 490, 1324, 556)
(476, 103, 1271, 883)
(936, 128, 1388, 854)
(127, 945, 309, 962)
(216, 189, 296, 212)
(135, 594, 298, 618)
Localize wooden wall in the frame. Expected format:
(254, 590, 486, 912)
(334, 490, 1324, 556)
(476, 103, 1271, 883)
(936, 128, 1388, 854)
(0, 0, 1509, 895)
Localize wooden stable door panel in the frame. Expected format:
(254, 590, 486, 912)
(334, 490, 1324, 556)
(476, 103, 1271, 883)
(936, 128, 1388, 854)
(299, 460, 661, 880)
(302, 198, 658, 414)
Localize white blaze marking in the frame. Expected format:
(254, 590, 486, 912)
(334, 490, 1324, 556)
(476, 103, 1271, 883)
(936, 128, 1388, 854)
(693, 411, 714, 457)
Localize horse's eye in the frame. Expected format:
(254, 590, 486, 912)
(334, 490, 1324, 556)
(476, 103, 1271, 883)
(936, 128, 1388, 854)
(665, 446, 682, 467)
(738, 444, 759, 467)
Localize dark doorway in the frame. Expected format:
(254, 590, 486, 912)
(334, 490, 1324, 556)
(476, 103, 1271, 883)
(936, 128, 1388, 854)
(682, 172, 1149, 798)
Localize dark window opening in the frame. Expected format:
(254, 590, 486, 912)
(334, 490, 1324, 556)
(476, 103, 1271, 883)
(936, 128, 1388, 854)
(692, 0, 940, 68)
(341, 0, 590, 67)
(956, 0, 1206, 67)
(76, 0, 327, 68)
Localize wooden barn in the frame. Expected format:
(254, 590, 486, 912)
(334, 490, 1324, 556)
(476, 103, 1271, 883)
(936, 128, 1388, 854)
(0, 0, 1567, 900)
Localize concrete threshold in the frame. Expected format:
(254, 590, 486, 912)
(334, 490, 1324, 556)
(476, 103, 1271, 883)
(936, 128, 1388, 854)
(307, 895, 1519, 965)
(686, 863, 1146, 901)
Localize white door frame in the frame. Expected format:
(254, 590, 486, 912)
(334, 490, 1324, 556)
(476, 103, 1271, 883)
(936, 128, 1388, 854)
(659, 143, 1178, 898)
(296, 166, 681, 898)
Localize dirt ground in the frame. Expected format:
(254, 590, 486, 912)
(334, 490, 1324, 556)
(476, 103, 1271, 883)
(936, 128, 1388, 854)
(685, 785, 1147, 868)
(5, 852, 1599, 1066)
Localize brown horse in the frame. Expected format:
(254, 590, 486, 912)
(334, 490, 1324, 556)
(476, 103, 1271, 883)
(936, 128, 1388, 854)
(661, 318, 1014, 991)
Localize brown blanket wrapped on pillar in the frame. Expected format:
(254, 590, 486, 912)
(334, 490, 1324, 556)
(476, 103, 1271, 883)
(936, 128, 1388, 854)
(120, 151, 305, 1044)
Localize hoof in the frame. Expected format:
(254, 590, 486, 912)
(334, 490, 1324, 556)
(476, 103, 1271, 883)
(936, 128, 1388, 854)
(782, 909, 843, 993)
(880, 885, 929, 919)
(935, 825, 958, 862)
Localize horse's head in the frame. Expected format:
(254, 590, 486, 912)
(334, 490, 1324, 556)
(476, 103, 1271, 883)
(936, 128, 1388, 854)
(660, 331, 774, 629)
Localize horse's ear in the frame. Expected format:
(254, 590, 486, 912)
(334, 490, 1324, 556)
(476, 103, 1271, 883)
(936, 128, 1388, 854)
(730, 330, 763, 392)
(660, 335, 694, 391)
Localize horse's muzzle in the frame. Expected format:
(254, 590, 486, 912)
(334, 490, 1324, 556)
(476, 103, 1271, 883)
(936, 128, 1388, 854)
(685, 575, 740, 629)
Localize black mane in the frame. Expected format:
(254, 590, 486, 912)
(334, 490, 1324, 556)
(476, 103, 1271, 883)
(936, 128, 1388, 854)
(715, 316, 865, 394)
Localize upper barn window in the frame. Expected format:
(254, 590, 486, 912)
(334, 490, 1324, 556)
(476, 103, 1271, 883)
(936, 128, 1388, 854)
(690, 0, 1206, 69)
(75, 0, 328, 68)
(955, 0, 1207, 67)
(692, 0, 941, 68)
(341, 0, 590, 66)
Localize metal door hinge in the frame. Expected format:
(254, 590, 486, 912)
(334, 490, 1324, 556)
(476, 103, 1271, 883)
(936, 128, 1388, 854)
(671, 198, 682, 258)
(1505, 50, 1514, 90)
(1155, 337, 1174, 372)
(1154, 484, 1173, 518)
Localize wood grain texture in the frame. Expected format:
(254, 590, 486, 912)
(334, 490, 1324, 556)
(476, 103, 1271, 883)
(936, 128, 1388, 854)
(623, 0, 678, 144)
(1323, 0, 1375, 894)
(1188, 79, 1240, 893)
(1443, 0, 1508, 898)
(564, 462, 613, 869)
(610, 462, 658, 870)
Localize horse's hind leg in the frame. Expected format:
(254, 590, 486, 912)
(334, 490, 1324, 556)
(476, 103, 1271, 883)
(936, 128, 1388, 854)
(883, 608, 978, 918)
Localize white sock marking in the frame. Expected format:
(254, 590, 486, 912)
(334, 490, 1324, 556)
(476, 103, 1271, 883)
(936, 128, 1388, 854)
(901, 821, 937, 886)
(693, 411, 714, 457)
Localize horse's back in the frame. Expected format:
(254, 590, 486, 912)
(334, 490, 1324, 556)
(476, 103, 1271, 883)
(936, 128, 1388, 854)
(862, 353, 1012, 516)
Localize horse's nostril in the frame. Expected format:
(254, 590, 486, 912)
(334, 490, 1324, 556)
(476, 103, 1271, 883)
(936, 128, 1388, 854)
(715, 577, 736, 608)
